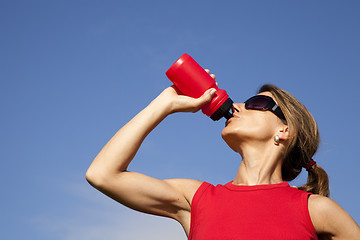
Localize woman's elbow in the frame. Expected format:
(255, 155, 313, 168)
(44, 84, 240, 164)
(85, 165, 106, 189)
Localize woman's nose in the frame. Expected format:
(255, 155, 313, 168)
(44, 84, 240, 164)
(232, 103, 244, 113)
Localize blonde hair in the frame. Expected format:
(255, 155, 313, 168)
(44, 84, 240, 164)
(259, 84, 329, 197)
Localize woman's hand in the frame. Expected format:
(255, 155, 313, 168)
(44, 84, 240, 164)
(158, 69, 217, 114)
(158, 86, 216, 114)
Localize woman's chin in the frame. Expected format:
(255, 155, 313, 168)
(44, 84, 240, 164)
(221, 124, 239, 140)
(221, 129, 240, 153)
(221, 126, 231, 141)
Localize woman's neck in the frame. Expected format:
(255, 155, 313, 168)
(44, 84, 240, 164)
(232, 145, 284, 186)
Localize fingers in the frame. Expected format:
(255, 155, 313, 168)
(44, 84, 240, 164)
(186, 88, 216, 113)
(204, 69, 216, 80)
(205, 88, 217, 98)
(196, 88, 217, 107)
(168, 87, 217, 114)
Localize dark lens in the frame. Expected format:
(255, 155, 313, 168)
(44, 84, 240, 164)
(245, 96, 271, 109)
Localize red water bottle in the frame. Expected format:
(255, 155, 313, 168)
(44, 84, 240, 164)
(166, 53, 233, 121)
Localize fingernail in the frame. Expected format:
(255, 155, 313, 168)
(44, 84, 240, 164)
(210, 88, 217, 95)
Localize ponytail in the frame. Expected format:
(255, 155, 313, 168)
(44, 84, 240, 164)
(298, 164, 330, 197)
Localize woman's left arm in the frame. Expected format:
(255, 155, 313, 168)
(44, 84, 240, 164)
(309, 194, 360, 240)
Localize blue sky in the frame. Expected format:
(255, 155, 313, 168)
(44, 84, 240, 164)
(1, 1, 359, 239)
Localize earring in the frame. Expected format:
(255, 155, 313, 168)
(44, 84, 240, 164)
(274, 135, 280, 145)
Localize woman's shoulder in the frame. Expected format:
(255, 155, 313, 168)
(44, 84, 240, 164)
(308, 194, 337, 223)
(308, 194, 345, 220)
(308, 194, 335, 208)
(308, 194, 360, 238)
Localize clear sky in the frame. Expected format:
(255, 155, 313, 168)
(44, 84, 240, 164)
(1, 1, 359, 239)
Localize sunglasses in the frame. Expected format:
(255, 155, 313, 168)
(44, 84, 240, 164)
(244, 95, 286, 121)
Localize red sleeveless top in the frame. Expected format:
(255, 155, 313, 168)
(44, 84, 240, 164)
(188, 181, 317, 240)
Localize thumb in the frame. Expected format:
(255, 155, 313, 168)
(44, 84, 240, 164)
(186, 88, 217, 113)
(197, 88, 217, 105)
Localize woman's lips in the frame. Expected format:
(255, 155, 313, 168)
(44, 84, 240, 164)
(225, 114, 240, 126)
(225, 116, 235, 126)
(225, 119, 230, 126)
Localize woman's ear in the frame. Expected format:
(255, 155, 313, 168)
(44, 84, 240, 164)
(279, 126, 290, 141)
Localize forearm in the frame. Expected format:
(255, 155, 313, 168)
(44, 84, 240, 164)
(86, 86, 216, 187)
(86, 94, 171, 181)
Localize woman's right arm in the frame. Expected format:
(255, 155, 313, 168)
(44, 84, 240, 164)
(85, 86, 216, 222)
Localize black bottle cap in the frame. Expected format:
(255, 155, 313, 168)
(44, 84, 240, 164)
(210, 98, 234, 121)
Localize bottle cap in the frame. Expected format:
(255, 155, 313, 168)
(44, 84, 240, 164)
(210, 98, 233, 121)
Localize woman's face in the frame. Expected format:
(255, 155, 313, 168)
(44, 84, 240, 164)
(221, 92, 287, 153)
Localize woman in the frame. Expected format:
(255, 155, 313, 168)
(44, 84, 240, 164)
(86, 72, 360, 239)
